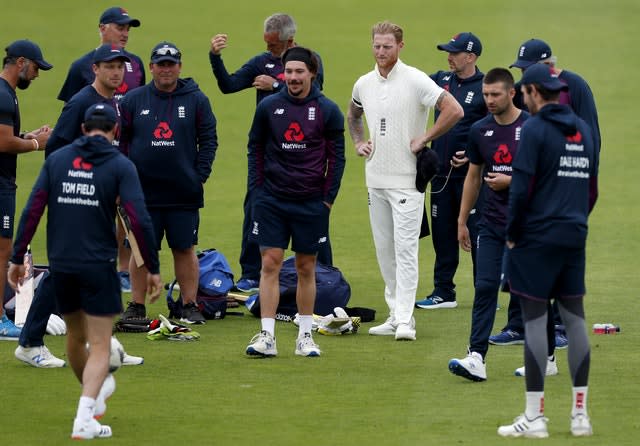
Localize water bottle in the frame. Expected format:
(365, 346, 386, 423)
(592, 323, 620, 334)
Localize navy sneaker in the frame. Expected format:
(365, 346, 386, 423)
(118, 271, 131, 293)
(234, 278, 259, 293)
(415, 294, 457, 309)
(555, 331, 568, 349)
(488, 329, 524, 345)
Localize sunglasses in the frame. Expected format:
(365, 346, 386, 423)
(153, 47, 181, 58)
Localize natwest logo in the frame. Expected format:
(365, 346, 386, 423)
(153, 122, 173, 139)
(72, 156, 92, 171)
(284, 122, 304, 142)
(493, 143, 512, 164)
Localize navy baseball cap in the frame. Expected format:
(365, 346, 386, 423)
(510, 39, 552, 69)
(150, 42, 181, 64)
(92, 44, 130, 64)
(520, 63, 568, 91)
(100, 7, 140, 27)
(437, 32, 482, 56)
(84, 103, 118, 124)
(5, 39, 53, 70)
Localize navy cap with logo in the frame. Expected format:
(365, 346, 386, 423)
(150, 42, 181, 64)
(99, 6, 140, 27)
(92, 43, 131, 64)
(510, 39, 552, 69)
(84, 103, 118, 124)
(5, 39, 53, 70)
(437, 32, 482, 56)
(520, 63, 568, 91)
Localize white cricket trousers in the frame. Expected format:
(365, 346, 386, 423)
(368, 188, 424, 325)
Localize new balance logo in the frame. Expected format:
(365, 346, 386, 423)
(484, 130, 494, 136)
(140, 109, 150, 115)
(274, 108, 285, 115)
(178, 106, 186, 118)
(443, 75, 451, 82)
(308, 107, 316, 121)
(318, 236, 327, 243)
(515, 127, 521, 141)
(399, 199, 406, 204)
(252, 222, 259, 235)
(265, 63, 275, 68)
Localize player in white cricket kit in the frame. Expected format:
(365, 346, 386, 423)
(347, 21, 463, 340)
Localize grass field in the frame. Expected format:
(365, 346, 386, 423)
(1, 0, 639, 444)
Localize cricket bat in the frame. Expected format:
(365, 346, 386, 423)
(227, 292, 251, 302)
(117, 205, 144, 267)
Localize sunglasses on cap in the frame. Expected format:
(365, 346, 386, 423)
(153, 47, 181, 58)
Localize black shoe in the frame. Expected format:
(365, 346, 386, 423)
(121, 302, 146, 320)
(180, 302, 206, 325)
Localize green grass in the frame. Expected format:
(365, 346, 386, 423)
(1, 0, 640, 444)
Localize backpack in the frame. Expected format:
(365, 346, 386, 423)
(247, 257, 351, 319)
(166, 249, 234, 320)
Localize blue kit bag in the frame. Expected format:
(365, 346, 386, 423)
(167, 249, 234, 320)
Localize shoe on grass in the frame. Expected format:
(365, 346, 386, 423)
(121, 301, 146, 320)
(234, 278, 259, 293)
(497, 414, 549, 438)
(295, 332, 321, 357)
(180, 302, 206, 325)
(15, 345, 65, 368)
(71, 417, 112, 440)
(368, 317, 397, 336)
(571, 413, 593, 437)
(449, 351, 487, 382)
(415, 295, 457, 309)
(0, 314, 21, 340)
(488, 329, 524, 345)
(514, 356, 558, 377)
(117, 271, 131, 292)
(246, 330, 277, 357)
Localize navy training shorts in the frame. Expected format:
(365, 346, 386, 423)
(251, 189, 330, 255)
(148, 208, 199, 250)
(507, 240, 586, 301)
(52, 263, 123, 316)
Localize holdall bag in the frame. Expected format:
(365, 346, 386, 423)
(248, 257, 351, 318)
(166, 249, 234, 320)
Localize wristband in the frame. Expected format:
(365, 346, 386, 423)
(32, 139, 39, 151)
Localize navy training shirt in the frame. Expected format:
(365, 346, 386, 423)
(507, 104, 599, 247)
(0, 78, 20, 188)
(430, 68, 487, 177)
(467, 111, 530, 227)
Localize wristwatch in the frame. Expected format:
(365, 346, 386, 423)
(272, 81, 280, 90)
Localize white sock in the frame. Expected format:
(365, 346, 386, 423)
(261, 318, 275, 337)
(572, 386, 589, 417)
(297, 315, 313, 337)
(525, 391, 545, 420)
(76, 396, 96, 423)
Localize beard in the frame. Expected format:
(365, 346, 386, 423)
(17, 66, 31, 90)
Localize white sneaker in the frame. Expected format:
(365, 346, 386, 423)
(395, 323, 416, 341)
(122, 352, 144, 365)
(514, 356, 559, 377)
(71, 418, 112, 440)
(95, 374, 116, 419)
(295, 332, 321, 357)
(368, 317, 397, 336)
(498, 414, 549, 438)
(246, 330, 277, 357)
(448, 351, 487, 381)
(571, 413, 593, 436)
(14, 345, 65, 368)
